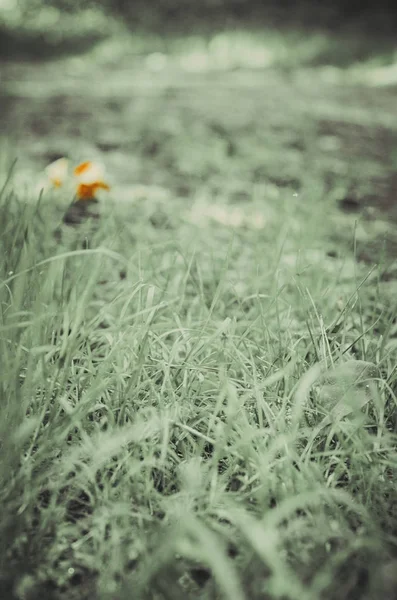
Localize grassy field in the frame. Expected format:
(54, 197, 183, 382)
(1, 25, 397, 600)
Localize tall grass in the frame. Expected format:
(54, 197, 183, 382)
(0, 164, 396, 600)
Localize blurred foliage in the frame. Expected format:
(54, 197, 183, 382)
(2, 0, 397, 31)
(98, 0, 397, 33)
(0, 0, 396, 61)
(0, 0, 112, 59)
(75, 0, 396, 24)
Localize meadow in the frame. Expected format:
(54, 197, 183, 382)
(1, 20, 397, 600)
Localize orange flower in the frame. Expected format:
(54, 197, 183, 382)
(74, 160, 110, 201)
(76, 181, 110, 199)
(74, 161, 92, 176)
(43, 158, 110, 200)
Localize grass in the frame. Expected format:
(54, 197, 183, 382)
(0, 143, 397, 600)
(1, 12, 397, 597)
(87, 24, 397, 77)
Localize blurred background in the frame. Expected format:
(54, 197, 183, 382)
(1, 0, 396, 61)
(1, 0, 397, 224)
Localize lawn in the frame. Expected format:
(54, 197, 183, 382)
(1, 22, 397, 600)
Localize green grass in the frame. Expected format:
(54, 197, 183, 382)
(1, 150, 397, 600)
(1, 15, 397, 597)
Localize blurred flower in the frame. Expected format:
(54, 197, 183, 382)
(44, 157, 70, 188)
(42, 158, 110, 200)
(73, 160, 110, 200)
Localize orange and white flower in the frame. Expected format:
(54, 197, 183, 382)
(73, 160, 110, 200)
(41, 158, 110, 200)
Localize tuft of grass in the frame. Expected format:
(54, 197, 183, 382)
(0, 157, 396, 600)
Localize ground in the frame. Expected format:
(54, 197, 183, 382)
(0, 26, 397, 600)
(2, 32, 397, 254)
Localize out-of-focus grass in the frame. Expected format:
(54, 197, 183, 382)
(90, 26, 397, 73)
(1, 152, 397, 599)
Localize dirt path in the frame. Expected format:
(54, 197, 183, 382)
(1, 40, 397, 262)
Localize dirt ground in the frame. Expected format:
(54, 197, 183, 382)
(1, 38, 397, 263)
